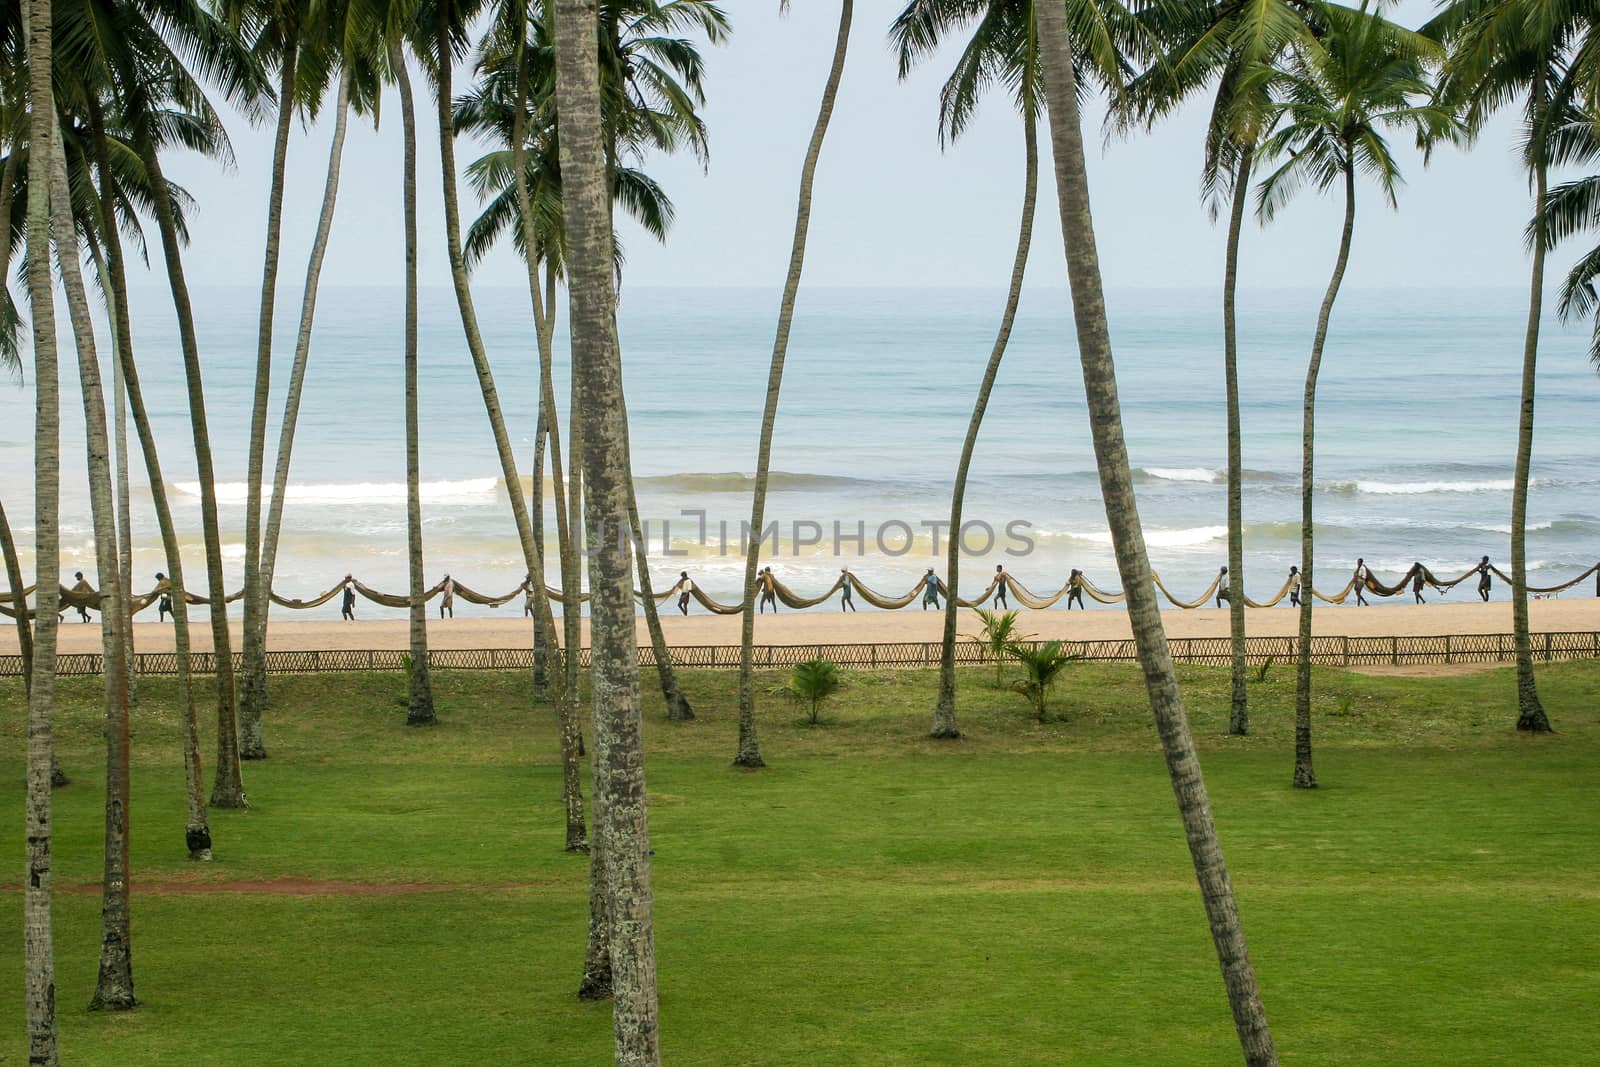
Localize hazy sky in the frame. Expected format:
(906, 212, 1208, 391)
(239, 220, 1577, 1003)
(152, 0, 1541, 295)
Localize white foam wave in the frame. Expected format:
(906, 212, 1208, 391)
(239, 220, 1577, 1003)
(1142, 467, 1223, 484)
(1043, 525, 1228, 549)
(1353, 478, 1518, 495)
(176, 478, 501, 505)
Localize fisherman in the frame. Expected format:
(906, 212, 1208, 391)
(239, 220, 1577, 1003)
(1066, 569, 1085, 611)
(1287, 565, 1302, 608)
(839, 568, 856, 612)
(678, 572, 693, 616)
(69, 571, 92, 623)
(1412, 564, 1426, 605)
(157, 572, 174, 623)
(440, 574, 455, 619)
(342, 575, 357, 621)
(922, 569, 941, 611)
(1477, 556, 1492, 602)
(1353, 558, 1369, 606)
(1216, 566, 1231, 609)
(993, 564, 1009, 609)
(759, 567, 778, 614)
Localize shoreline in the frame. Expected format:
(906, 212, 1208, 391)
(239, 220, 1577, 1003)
(8, 599, 1596, 655)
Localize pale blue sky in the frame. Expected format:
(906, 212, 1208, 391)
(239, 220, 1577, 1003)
(153, 0, 1540, 295)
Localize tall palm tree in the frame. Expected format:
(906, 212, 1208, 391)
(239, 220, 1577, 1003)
(735, 0, 852, 769)
(419, 0, 585, 847)
(1428, 0, 1593, 734)
(22, 0, 61, 1047)
(1253, 2, 1449, 788)
(45, 104, 137, 1011)
(82, 90, 215, 859)
(1125, 0, 1331, 736)
(1544, 101, 1600, 364)
(893, 0, 1138, 739)
(553, 0, 661, 1055)
(235, 0, 347, 761)
(1034, 1, 1276, 1062)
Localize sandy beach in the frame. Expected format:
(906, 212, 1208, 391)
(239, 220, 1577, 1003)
(8, 598, 1596, 656)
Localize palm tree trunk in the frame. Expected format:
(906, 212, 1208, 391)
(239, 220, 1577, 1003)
(48, 112, 136, 1011)
(1, 495, 33, 693)
(736, 0, 853, 768)
(259, 67, 354, 684)
(1034, 6, 1277, 1064)
(1223, 148, 1252, 736)
(1294, 165, 1356, 790)
(1512, 158, 1551, 732)
(112, 304, 137, 708)
(391, 45, 437, 726)
(434, 19, 585, 846)
(89, 99, 212, 861)
(239, 39, 302, 762)
(22, 0, 60, 1045)
(510, 25, 589, 833)
(137, 136, 247, 809)
(554, 1, 660, 1054)
(933, 107, 1036, 740)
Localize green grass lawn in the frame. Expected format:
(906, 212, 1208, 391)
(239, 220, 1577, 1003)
(2, 659, 1597, 1064)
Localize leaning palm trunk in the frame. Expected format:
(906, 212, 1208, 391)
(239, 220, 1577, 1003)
(1294, 164, 1356, 790)
(89, 99, 212, 860)
(554, 0, 660, 1055)
(258, 68, 355, 691)
(112, 306, 137, 707)
(1223, 149, 1253, 735)
(22, 1, 60, 1043)
(736, 0, 853, 768)
(933, 109, 1036, 740)
(0, 495, 33, 692)
(510, 35, 590, 830)
(1512, 160, 1551, 732)
(434, 20, 585, 847)
(137, 138, 247, 809)
(48, 116, 136, 1011)
(239, 40, 303, 761)
(1034, 6, 1277, 1064)
(391, 45, 437, 726)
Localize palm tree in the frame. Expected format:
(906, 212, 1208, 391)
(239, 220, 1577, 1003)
(735, 0, 852, 769)
(1034, 1, 1277, 1062)
(388, 40, 439, 728)
(1005, 640, 1077, 721)
(1427, 0, 1594, 734)
(81, 91, 215, 860)
(21, 0, 61, 1050)
(785, 657, 841, 724)
(892, 0, 1136, 739)
(419, 0, 586, 848)
(553, 0, 661, 1054)
(966, 607, 1032, 687)
(1545, 102, 1600, 366)
(1253, 2, 1449, 788)
(45, 103, 138, 1011)
(235, 0, 355, 761)
(1125, 0, 1330, 737)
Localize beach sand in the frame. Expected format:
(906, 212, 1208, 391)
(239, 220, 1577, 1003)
(10, 598, 1597, 655)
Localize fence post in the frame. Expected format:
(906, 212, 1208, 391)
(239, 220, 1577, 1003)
(1544, 632, 1552, 661)
(1341, 635, 1350, 667)
(1445, 634, 1452, 665)
(871, 643, 877, 668)
(1391, 636, 1398, 666)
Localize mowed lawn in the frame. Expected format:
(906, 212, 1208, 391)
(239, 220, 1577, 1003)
(2, 658, 1597, 1065)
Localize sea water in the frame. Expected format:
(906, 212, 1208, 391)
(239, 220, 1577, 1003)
(0, 284, 1594, 618)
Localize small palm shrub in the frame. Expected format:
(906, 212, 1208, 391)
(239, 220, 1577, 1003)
(966, 608, 1033, 688)
(1005, 640, 1080, 722)
(782, 658, 842, 725)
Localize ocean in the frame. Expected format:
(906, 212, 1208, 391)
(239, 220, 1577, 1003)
(1, 284, 1595, 619)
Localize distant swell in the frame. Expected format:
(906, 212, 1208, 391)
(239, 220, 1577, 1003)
(637, 471, 871, 493)
(1039, 525, 1228, 549)
(178, 479, 501, 505)
(1136, 467, 1283, 485)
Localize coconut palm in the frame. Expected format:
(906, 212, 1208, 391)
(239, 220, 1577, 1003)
(553, 0, 661, 1054)
(234, 0, 360, 761)
(892, 0, 1140, 739)
(21, 0, 60, 1050)
(784, 657, 841, 724)
(1427, 0, 1596, 734)
(1124, 0, 1334, 736)
(735, 0, 853, 769)
(965, 607, 1032, 687)
(1253, 2, 1450, 788)
(1005, 639, 1077, 721)
(415, 0, 587, 847)
(1545, 101, 1600, 365)
(1034, 1, 1277, 1061)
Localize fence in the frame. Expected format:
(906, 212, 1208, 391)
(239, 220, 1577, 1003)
(2, 631, 1598, 679)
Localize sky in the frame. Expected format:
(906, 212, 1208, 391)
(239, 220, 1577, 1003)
(148, 0, 1544, 295)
